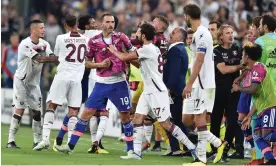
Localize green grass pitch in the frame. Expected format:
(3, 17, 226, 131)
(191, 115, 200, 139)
(1, 124, 248, 165)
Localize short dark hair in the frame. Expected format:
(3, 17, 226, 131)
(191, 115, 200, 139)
(183, 4, 201, 19)
(65, 14, 77, 27)
(140, 23, 155, 41)
(261, 15, 276, 32)
(244, 44, 262, 61)
(209, 21, 221, 29)
(101, 13, 114, 21)
(252, 16, 261, 28)
(187, 28, 194, 34)
(78, 15, 93, 30)
(29, 20, 43, 28)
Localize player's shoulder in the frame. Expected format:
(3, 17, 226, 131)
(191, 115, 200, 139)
(84, 30, 102, 38)
(253, 62, 267, 71)
(112, 31, 128, 39)
(19, 37, 30, 45)
(38, 37, 51, 45)
(89, 33, 103, 43)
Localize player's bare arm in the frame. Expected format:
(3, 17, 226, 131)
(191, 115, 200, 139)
(85, 57, 111, 69)
(241, 104, 257, 130)
(217, 62, 244, 74)
(182, 52, 205, 98)
(232, 82, 258, 94)
(32, 54, 58, 63)
(107, 45, 138, 61)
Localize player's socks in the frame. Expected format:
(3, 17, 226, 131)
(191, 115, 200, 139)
(219, 123, 226, 140)
(68, 116, 78, 142)
(254, 134, 275, 160)
(251, 118, 263, 159)
(144, 124, 153, 143)
(56, 114, 70, 145)
(68, 119, 88, 150)
(42, 110, 55, 141)
(169, 124, 196, 153)
(122, 120, 134, 151)
(133, 124, 144, 156)
(89, 116, 98, 143)
(238, 120, 255, 148)
(95, 116, 108, 142)
(206, 123, 211, 153)
(32, 119, 42, 143)
(197, 125, 209, 163)
(8, 113, 22, 143)
(207, 130, 222, 148)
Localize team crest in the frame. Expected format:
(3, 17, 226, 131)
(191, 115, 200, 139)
(233, 50, 237, 56)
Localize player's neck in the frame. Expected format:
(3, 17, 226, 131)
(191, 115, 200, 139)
(248, 60, 256, 69)
(191, 20, 201, 32)
(67, 27, 78, 33)
(30, 34, 40, 43)
(103, 31, 112, 38)
(222, 43, 232, 49)
(143, 40, 151, 45)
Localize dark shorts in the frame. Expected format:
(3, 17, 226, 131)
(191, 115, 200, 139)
(85, 81, 131, 112)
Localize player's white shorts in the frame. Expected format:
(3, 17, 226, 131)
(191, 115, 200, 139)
(13, 77, 42, 111)
(47, 77, 82, 108)
(136, 91, 171, 122)
(182, 88, 215, 115)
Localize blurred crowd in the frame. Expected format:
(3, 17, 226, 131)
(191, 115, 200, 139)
(1, 0, 276, 90)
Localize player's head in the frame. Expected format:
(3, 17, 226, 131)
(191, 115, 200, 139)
(208, 21, 221, 41)
(259, 14, 276, 35)
(242, 43, 262, 64)
(217, 24, 234, 45)
(29, 20, 45, 38)
(78, 15, 97, 30)
(64, 14, 77, 31)
(183, 4, 201, 28)
(152, 15, 169, 33)
(10, 33, 20, 47)
(101, 13, 115, 34)
(130, 30, 137, 40)
(136, 23, 155, 45)
(251, 16, 261, 38)
(169, 27, 187, 44)
(186, 28, 194, 46)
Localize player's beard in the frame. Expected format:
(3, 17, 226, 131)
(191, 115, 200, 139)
(136, 36, 143, 45)
(186, 19, 191, 28)
(259, 29, 265, 36)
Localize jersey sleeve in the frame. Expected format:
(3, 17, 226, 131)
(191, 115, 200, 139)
(136, 47, 148, 59)
(213, 48, 224, 65)
(121, 33, 135, 51)
(54, 36, 61, 56)
(87, 38, 95, 59)
(195, 33, 208, 53)
(19, 41, 38, 59)
(45, 41, 54, 56)
(251, 63, 267, 84)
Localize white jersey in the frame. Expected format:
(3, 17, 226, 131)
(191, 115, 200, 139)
(15, 37, 53, 84)
(54, 32, 88, 81)
(137, 43, 167, 94)
(190, 25, 215, 89)
(83, 30, 102, 80)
